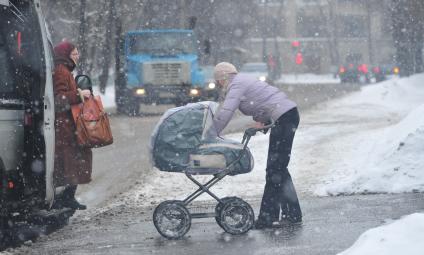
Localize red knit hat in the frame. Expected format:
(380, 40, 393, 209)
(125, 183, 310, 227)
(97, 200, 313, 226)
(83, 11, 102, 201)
(53, 41, 76, 59)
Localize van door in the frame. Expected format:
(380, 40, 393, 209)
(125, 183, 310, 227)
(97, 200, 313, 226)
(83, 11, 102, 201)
(34, 0, 56, 207)
(1, 0, 54, 208)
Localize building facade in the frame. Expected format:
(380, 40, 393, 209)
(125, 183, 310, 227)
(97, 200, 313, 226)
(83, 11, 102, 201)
(246, 0, 395, 74)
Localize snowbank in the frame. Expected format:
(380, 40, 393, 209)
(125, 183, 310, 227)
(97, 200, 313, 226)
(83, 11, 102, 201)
(315, 74, 424, 195)
(338, 213, 424, 255)
(321, 104, 424, 195)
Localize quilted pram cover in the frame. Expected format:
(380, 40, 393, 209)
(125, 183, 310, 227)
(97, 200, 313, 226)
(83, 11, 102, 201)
(150, 101, 254, 175)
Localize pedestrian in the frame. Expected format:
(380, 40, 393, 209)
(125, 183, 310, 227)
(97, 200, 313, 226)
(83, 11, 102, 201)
(210, 62, 302, 229)
(52, 41, 92, 210)
(267, 54, 277, 80)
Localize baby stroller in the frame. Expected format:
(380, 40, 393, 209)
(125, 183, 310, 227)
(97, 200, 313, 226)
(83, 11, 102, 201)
(150, 101, 273, 239)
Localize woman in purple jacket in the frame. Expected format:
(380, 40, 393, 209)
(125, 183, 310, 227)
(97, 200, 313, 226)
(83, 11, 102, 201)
(211, 62, 302, 229)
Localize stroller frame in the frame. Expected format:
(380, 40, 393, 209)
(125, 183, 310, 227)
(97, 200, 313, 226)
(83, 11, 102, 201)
(153, 123, 274, 239)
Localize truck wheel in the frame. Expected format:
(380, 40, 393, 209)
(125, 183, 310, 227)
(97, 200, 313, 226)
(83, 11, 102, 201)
(117, 101, 140, 116)
(116, 103, 126, 115)
(125, 101, 140, 116)
(175, 100, 186, 107)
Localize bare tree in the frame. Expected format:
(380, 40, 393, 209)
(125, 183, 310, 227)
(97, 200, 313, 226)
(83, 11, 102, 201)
(391, 0, 424, 76)
(98, 0, 116, 94)
(77, 0, 88, 74)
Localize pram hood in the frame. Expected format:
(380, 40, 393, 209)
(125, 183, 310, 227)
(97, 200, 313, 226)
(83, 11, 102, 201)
(150, 101, 254, 174)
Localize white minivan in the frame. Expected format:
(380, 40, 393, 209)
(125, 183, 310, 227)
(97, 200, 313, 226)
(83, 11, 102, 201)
(1, 0, 72, 247)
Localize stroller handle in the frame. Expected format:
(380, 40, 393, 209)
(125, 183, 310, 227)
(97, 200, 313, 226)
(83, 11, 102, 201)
(241, 120, 275, 146)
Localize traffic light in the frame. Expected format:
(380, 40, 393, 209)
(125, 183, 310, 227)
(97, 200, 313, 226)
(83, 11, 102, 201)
(295, 52, 303, 65)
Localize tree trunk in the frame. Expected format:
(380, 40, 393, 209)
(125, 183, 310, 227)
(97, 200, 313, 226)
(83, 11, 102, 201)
(114, 4, 126, 98)
(77, 0, 88, 75)
(98, 0, 115, 94)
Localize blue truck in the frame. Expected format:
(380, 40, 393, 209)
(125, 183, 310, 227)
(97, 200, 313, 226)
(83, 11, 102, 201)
(116, 29, 208, 115)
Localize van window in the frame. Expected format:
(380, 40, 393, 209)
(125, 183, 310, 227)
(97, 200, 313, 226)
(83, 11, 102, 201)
(0, 1, 44, 101)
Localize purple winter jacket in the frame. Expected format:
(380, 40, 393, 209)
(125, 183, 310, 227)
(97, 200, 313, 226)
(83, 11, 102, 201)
(212, 73, 297, 135)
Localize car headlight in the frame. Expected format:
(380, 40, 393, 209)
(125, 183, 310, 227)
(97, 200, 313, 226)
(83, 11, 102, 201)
(135, 88, 145, 95)
(259, 76, 266, 82)
(208, 82, 216, 89)
(190, 89, 199, 96)
(393, 67, 400, 75)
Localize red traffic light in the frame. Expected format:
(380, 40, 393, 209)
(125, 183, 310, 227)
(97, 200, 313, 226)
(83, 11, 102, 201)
(292, 40, 300, 48)
(295, 52, 303, 65)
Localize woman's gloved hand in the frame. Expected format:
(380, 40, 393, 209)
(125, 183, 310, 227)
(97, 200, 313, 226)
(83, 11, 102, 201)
(80, 89, 91, 98)
(253, 122, 265, 129)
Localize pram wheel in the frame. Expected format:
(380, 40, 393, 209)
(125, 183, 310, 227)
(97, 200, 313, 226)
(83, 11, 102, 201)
(215, 197, 235, 228)
(216, 197, 254, 235)
(153, 200, 191, 239)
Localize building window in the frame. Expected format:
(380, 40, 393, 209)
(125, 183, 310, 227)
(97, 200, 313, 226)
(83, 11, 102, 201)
(297, 12, 327, 37)
(337, 15, 367, 38)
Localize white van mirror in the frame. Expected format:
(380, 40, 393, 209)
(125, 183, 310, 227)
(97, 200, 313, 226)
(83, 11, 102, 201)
(0, 0, 9, 6)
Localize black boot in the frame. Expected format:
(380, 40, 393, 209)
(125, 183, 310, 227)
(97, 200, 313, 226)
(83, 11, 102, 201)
(62, 185, 87, 210)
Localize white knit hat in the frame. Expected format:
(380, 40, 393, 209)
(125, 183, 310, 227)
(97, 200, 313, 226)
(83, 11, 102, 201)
(213, 62, 238, 81)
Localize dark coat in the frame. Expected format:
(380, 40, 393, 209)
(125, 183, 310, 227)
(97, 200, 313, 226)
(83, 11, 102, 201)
(53, 59, 92, 186)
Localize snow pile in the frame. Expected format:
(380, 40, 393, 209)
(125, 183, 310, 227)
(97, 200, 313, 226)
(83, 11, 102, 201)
(316, 74, 424, 195)
(336, 74, 424, 114)
(324, 105, 424, 194)
(338, 213, 424, 255)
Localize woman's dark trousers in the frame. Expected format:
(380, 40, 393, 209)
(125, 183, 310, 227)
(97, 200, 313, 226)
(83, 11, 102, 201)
(257, 107, 302, 225)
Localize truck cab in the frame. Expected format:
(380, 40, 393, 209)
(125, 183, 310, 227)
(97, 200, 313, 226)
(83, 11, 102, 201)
(116, 29, 205, 115)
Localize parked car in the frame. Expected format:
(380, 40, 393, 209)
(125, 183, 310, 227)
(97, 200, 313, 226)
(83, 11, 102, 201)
(370, 66, 386, 82)
(239, 62, 272, 83)
(380, 64, 401, 78)
(339, 63, 370, 84)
